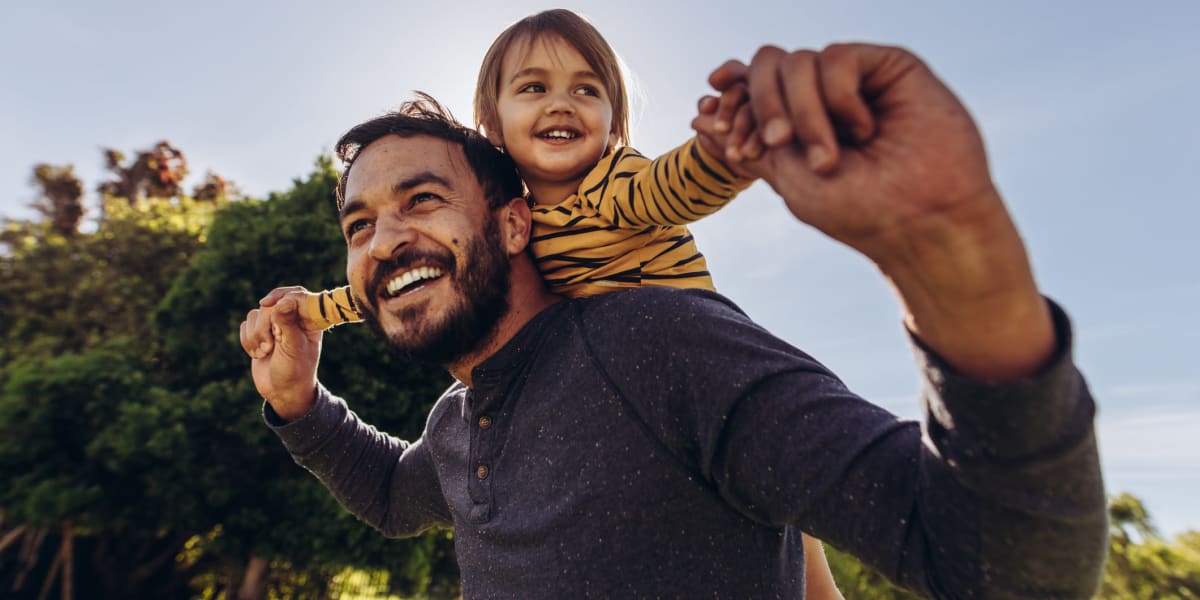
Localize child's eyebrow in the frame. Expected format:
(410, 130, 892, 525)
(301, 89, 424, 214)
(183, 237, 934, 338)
(509, 67, 601, 83)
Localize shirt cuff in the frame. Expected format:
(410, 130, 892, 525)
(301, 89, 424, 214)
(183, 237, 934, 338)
(915, 298, 1095, 462)
(263, 383, 349, 457)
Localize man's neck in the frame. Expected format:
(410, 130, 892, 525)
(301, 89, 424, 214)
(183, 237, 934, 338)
(446, 263, 561, 387)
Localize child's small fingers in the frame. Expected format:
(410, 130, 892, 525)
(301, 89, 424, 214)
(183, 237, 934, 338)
(697, 95, 719, 115)
(714, 83, 748, 133)
(728, 103, 758, 155)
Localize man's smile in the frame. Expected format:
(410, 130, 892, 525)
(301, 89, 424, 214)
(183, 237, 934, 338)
(371, 260, 452, 310)
(384, 265, 446, 298)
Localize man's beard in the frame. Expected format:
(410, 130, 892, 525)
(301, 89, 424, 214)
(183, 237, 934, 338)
(355, 216, 511, 365)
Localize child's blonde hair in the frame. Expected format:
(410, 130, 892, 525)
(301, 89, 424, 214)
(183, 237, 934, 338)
(474, 9, 631, 148)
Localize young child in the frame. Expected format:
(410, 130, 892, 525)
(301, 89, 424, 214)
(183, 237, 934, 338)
(299, 9, 843, 598)
(300, 8, 753, 328)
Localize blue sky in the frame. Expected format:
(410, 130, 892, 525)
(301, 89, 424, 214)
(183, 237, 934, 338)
(3, 1, 1197, 535)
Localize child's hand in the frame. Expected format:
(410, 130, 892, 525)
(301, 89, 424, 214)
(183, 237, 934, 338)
(693, 82, 761, 179)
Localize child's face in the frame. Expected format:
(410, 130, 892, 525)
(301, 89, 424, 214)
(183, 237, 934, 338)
(490, 35, 615, 201)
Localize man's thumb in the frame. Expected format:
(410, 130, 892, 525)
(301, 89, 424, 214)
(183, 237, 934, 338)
(270, 298, 304, 349)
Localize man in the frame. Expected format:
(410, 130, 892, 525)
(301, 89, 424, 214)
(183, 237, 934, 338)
(241, 44, 1107, 598)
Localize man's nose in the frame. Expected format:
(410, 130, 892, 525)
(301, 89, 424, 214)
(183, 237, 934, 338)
(367, 213, 417, 261)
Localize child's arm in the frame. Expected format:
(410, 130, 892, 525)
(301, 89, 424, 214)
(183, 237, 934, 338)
(297, 286, 363, 330)
(581, 89, 758, 229)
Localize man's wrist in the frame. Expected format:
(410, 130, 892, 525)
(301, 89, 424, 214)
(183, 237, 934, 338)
(871, 190, 1056, 380)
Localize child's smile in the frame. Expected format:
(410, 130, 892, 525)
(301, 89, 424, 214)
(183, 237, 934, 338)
(490, 35, 615, 205)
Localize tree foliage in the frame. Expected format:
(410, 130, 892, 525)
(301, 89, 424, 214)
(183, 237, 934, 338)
(28, 164, 84, 236)
(1, 153, 456, 599)
(98, 141, 189, 206)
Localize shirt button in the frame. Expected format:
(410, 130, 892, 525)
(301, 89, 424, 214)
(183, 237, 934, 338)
(476, 465, 490, 479)
(478, 415, 492, 429)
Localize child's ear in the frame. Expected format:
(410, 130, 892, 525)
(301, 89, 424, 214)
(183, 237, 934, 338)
(484, 121, 504, 147)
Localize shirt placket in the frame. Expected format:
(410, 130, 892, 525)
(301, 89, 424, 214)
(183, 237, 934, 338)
(466, 378, 500, 524)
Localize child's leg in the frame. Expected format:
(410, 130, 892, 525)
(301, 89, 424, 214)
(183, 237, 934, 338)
(803, 533, 844, 600)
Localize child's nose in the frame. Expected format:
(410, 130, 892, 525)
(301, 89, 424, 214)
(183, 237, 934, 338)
(545, 91, 575, 114)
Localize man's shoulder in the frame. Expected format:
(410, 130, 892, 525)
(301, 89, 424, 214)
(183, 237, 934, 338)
(578, 286, 746, 318)
(571, 287, 758, 347)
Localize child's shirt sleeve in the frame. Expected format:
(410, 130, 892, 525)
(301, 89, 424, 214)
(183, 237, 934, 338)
(579, 137, 754, 228)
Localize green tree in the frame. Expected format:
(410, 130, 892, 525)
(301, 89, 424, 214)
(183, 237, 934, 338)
(28, 163, 85, 237)
(2, 153, 457, 598)
(154, 156, 456, 598)
(1, 160, 216, 597)
(1101, 493, 1200, 599)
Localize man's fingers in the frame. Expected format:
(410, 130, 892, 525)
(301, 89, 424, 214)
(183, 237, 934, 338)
(259, 285, 308, 307)
(817, 44, 876, 143)
(241, 308, 274, 359)
(746, 46, 793, 148)
(777, 50, 839, 173)
(708, 59, 748, 92)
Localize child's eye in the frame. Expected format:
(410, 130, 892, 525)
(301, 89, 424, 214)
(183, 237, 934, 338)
(518, 83, 545, 93)
(574, 85, 600, 97)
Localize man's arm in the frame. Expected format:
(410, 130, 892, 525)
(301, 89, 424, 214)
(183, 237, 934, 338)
(240, 286, 450, 536)
(706, 44, 1053, 381)
(264, 384, 452, 537)
(686, 43, 1108, 595)
(585, 287, 1104, 598)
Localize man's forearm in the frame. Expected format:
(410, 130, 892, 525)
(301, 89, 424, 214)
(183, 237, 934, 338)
(266, 385, 449, 537)
(873, 187, 1055, 382)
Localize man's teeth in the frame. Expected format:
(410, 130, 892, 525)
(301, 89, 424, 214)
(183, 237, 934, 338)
(542, 130, 578, 139)
(386, 266, 444, 296)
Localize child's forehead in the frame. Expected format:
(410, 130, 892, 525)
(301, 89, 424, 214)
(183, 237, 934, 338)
(502, 33, 590, 75)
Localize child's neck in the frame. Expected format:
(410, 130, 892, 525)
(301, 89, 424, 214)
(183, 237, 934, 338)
(525, 177, 586, 207)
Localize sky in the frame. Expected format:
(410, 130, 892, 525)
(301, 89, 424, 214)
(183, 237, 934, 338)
(2, 1, 1198, 535)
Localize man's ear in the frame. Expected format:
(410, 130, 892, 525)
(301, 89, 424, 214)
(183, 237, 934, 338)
(498, 196, 532, 256)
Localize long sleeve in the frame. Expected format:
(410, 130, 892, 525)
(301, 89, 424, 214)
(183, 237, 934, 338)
(265, 384, 452, 537)
(582, 289, 1107, 598)
(578, 137, 753, 228)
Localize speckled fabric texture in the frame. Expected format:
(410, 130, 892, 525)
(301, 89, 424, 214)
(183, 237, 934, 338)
(268, 287, 1106, 598)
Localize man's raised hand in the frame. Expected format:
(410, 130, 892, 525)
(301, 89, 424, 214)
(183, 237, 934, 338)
(705, 43, 1055, 381)
(239, 286, 324, 421)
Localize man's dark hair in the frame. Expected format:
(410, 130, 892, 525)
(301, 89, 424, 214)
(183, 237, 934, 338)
(335, 92, 524, 212)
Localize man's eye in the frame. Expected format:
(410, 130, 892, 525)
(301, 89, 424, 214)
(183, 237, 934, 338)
(411, 192, 440, 206)
(519, 83, 545, 93)
(345, 219, 371, 237)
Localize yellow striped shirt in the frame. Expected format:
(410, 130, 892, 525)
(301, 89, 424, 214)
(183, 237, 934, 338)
(301, 137, 751, 328)
(532, 137, 752, 297)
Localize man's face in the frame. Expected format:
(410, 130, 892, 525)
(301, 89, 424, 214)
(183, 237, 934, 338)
(339, 134, 511, 364)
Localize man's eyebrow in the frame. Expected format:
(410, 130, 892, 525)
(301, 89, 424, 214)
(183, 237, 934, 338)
(393, 171, 453, 196)
(339, 171, 454, 222)
(339, 198, 365, 222)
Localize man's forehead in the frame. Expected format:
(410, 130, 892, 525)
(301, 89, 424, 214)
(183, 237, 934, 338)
(344, 135, 474, 198)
